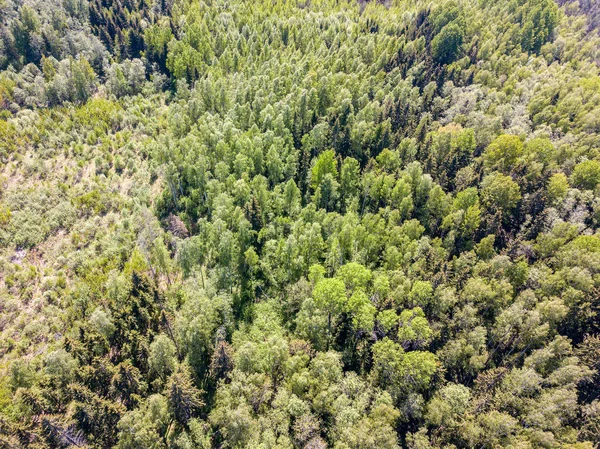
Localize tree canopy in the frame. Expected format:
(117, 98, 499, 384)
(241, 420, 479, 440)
(1, 0, 600, 448)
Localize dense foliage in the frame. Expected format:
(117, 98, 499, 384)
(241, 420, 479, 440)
(1, 0, 600, 448)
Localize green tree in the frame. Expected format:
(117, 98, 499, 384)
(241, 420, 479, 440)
(571, 160, 600, 191)
(347, 290, 377, 332)
(519, 0, 559, 53)
(431, 23, 464, 64)
(397, 307, 433, 350)
(336, 262, 372, 292)
(480, 173, 522, 213)
(547, 172, 569, 205)
(116, 395, 171, 449)
(149, 334, 178, 381)
(341, 157, 361, 203)
(167, 366, 204, 425)
(44, 349, 78, 386)
(311, 149, 338, 189)
(483, 135, 524, 174)
(371, 338, 438, 401)
(313, 278, 347, 348)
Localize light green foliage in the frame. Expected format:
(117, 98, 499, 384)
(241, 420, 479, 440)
(347, 290, 376, 331)
(571, 160, 600, 190)
(313, 278, 347, 317)
(312, 277, 348, 347)
(547, 172, 569, 204)
(442, 187, 481, 240)
(144, 19, 173, 68)
(311, 149, 339, 189)
(481, 172, 522, 212)
(430, 1, 466, 34)
(8, 359, 34, 391)
(408, 280, 433, 308)
(336, 262, 372, 292)
(166, 5, 214, 82)
(106, 59, 146, 98)
(308, 264, 326, 284)
(475, 234, 496, 260)
(519, 0, 559, 53)
(371, 338, 438, 399)
(175, 284, 232, 375)
(173, 419, 212, 449)
(89, 307, 116, 339)
(426, 383, 471, 426)
(0, 119, 19, 160)
(340, 157, 361, 202)
(378, 309, 399, 334)
(116, 394, 171, 449)
(1, 0, 600, 448)
(296, 298, 330, 351)
(483, 135, 525, 174)
(525, 137, 556, 166)
(44, 348, 78, 385)
(148, 334, 178, 380)
(283, 179, 302, 215)
(397, 308, 433, 349)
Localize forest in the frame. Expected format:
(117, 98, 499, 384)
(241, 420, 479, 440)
(1, 0, 600, 447)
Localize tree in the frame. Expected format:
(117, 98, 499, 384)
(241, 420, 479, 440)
(547, 172, 569, 205)
(442, 187, 482, 246)
(106, 59, 146, 98)
(44, 349, 78, 386)
(89, 307, 116, 340)
(210, 341, 234, 381)
(347, 290, 376, 332)
(340, 157, 361, 203)
(480, 173, 522, 213)
(283, 179, 302, 216)
(314, 173, 340, 211)
(519, 0, 559, 53)
(116, 395, 171, 449)
(71, 57, 96, 103)
(371, 338, 438, 401)
(431, 23, 464, 64)
(3, 0, 600, 448)
(483, 135, 525, 174)
(144, 19, 173, 71)
(12, 5, 41, 66)
(571, 160, 600, 191)
(312, 278, 347, 348)
(311, 149, 338, 189)
(149, 334, 178, 381)
(431, 2, 465, 32)
(8, 359, 34, 391)
(336, 262, 372, 292)
(397, 308, 432, 350)
(425, 383, 471, 427)
(167, 367, 204, 425)
(408, 281, 433, 309)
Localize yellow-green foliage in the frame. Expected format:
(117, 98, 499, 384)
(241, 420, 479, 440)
(1, 1, 600, 448)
